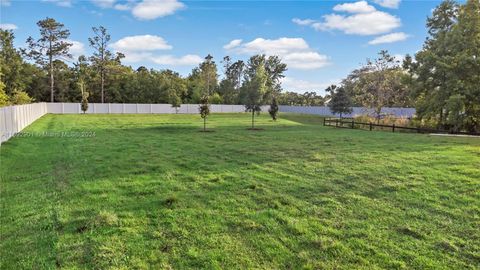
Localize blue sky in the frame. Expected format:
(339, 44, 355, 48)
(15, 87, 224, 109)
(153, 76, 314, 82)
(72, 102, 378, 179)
(1, 0, 443, 94)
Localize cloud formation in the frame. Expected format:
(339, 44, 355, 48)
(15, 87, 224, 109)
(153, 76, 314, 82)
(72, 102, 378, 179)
(291, 18, 316, 26)
(110, 34, 200, 66)
(88, 0, 185, 20)
(152, 55, 203, 66)
(373, 0, 401, 9)
(132, 0, 185, 20)
(42, 0, 72, 7)
(333, 1, 375, 13)
(292, 1, 401, 35)
(110, 35, 173, 51)
(68, 40, 87, 60)
(224, 37, 329, 70)
(281, 77, 339, 93)
(91, 0, 115, 8)
(0, 23, 18, 30)
(368, 32, 409, 45)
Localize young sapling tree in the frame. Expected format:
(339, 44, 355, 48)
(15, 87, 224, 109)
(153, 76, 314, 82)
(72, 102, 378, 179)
(199, 95, 210, 131)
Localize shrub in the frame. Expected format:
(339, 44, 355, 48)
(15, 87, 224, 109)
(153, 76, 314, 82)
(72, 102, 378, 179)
(10, 90, 33, 105)
(268, 97, 279, 121)
(81, 92, 89, 114)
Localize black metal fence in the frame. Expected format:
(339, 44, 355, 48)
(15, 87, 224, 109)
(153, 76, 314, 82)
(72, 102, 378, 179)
(323, 118, 480, 136)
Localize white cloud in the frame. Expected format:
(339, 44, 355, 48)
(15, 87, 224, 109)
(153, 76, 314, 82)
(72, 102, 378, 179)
(120, 52, 202, 66)
(281, 77, 339, 93)
(114, 3, 131, 10)
(91, 0, 115, 8)
(121, 52, 154, 63)
(368, 32, 409, 45)
(0, 23, 17, 30)
(292, 18, 316, 26)
(373, 0, 401, 9)
(42, 0, 72, 7)
(152, 54, 203, 66)
(110, 34, 199, 67)
(110, 35, 172, 52)
(282, 52, 329, 69)
(223, 39, 242, 50)
(313, 10, 400, 35)
(68, 40, 86, 60)
(333, 1, 375, 13)
(293, 1, 401, 36)
(132, 0, 185, 20)
(234, 37, 309, 55)
(1, 0, 11, 6)
(224, 37, 330, 70)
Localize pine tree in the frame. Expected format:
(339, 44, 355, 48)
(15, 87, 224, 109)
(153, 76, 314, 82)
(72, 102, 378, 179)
(89, 26, 113, 103)
(328, 85, 353, 119)
(23, 18, 72, 102)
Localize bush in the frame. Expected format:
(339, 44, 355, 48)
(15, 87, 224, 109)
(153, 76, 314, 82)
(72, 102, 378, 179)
(10, 90, 33, 105)
(0, 83, 9, 107)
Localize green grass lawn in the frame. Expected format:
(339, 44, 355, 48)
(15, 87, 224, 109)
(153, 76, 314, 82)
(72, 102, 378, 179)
(1, 113, 479, 269)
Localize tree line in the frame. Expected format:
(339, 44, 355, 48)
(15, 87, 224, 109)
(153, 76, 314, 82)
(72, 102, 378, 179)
(325, 0, 479, 132)
(0, 0, 478, 132)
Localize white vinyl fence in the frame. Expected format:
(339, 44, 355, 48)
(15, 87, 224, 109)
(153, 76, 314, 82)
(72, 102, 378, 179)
(47, 103, 269, 114)
(279, 105, 416, 118)
(0, 103, 48, 143)
(1, 102, 416, 144)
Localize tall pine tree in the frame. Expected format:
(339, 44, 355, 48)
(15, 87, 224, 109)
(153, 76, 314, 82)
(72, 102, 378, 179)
(23, 18, 72, 102)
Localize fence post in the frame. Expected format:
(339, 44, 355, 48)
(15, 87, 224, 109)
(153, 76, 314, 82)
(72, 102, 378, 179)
(323, 118, 326, 126)
(335, 119, 338, 127)
(351, 120, 354, 129)
(369, 122, 372, 131)
(392, 124, 395, 133)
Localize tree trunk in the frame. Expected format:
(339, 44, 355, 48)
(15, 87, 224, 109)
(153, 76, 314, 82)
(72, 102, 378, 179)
(439, 107, 444, 129)
(251, 110, 255, 129)
(49, 40, 54, 102)
(101, 70, 104, 103)
(204, 117, 206, 131)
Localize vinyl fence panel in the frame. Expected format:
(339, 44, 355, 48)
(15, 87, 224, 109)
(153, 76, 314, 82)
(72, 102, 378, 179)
(0, 103, 48, 143)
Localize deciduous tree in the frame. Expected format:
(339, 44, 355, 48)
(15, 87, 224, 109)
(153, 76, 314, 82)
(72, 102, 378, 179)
(240, 60, 268, 129)
(199, 95, 210, 131)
